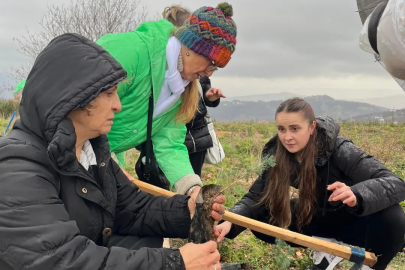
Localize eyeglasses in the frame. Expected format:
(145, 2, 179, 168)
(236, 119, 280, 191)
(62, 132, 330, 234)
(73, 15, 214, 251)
(206, 60, 218, 72)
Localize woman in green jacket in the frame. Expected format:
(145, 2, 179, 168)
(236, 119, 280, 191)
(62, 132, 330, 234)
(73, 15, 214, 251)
(96, 3, 237, 195)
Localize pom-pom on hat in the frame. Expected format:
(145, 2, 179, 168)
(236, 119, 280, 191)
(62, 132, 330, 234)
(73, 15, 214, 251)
(174, 2, 237, 68)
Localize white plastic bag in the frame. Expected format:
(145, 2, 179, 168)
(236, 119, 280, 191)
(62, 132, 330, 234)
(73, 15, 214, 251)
(204, 115, 225, 164)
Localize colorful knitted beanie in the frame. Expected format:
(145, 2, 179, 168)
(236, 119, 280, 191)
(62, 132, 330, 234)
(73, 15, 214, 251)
(174, 2, 237, 68)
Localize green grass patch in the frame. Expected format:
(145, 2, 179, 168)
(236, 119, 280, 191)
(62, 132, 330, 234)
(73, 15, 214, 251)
(2, 116, 405, 269)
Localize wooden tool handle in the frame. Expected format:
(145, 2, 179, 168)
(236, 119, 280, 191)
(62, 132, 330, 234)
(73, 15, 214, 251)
(133, 179, 175, 197)
(132, 179, 377, 267)
(224, 211, 377, 267)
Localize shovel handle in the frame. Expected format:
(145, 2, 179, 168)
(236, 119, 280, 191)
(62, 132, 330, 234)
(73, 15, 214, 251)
(223, 211, 377, 267)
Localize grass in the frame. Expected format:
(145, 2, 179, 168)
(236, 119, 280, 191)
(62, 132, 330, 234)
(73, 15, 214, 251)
(1, 118, 405, 269)
(187, 121, 405, 270)
(0, 99, 19, 119)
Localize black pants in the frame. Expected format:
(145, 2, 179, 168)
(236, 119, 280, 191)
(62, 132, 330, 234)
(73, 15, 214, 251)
(107, 234, 163, 250)
(252, 204, 405, 270)
(189, 150, 207, 177)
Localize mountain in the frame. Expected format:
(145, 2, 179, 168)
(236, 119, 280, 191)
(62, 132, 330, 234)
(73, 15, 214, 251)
(226, 92, 304, 102)
(209, 95, 389, 122)
(348, 108, 405, 123)
(352, 94, 405, 110)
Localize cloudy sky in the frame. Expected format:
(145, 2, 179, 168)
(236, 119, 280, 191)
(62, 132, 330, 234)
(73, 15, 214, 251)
(0, 0, 403, 99)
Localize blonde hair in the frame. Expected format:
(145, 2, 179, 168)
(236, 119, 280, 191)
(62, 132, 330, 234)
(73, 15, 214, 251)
(163, 7, 198, 123)
(162, 5, 191, 27)
(176, 79, 199, 123)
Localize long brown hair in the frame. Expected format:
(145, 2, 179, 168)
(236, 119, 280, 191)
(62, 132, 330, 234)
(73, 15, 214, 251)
(259, 98, 318, 231)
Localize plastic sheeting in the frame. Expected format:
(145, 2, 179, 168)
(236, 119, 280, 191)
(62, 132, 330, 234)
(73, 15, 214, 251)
(357, 0, 405, 89)
(377, 0, 405, 80)
(356, 0, 388, 24)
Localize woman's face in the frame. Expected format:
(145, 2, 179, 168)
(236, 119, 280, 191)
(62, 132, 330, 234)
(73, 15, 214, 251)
(276, 112, 316, 155)
(69, 86, 121, 139)
(180, 47, 217, 81)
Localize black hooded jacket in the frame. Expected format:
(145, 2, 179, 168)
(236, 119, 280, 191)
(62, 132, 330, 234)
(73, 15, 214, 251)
(225, 116, 405, 239)
(184, 76, 220, 153)
(0, 34, 190, 270)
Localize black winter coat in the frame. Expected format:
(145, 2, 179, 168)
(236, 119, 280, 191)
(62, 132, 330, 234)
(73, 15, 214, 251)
(184, 76, 220, 153)
(0, 34, 190, 270)
(226, 116, 405, 239)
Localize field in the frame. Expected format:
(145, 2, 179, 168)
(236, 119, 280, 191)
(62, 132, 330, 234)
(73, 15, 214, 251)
(121, 121, 405, 270)
(1, 117, 405, 269)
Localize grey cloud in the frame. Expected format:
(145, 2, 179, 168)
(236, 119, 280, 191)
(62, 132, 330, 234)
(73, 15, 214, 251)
(0, 0, 394, 93)
(0, 0, 62, 71)
(218, 0, 383, 78)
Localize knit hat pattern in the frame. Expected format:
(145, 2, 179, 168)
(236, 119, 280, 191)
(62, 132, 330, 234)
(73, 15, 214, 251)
(175, 3, 237, 68)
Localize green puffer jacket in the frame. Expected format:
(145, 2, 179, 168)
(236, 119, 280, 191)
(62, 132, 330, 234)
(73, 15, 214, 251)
(96, 20, 201, 194)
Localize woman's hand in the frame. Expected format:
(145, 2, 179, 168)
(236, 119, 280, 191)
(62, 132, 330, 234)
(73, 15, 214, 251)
(188, 187, 226, 221)
(213, 221, 232, 243)
(328, 182, 357, 207)
(179, 241, 221, 270)
(206, 88, 226, 102)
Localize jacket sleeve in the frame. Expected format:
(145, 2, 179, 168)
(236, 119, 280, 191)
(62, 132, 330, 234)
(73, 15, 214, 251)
(0, 154, 185, 270)
(200, 76, 220, 108)
(111, 160, 192, 238)
(152, 117, 203, 194)
(225, 175, 268, 239)
(331, 138, 405, 216)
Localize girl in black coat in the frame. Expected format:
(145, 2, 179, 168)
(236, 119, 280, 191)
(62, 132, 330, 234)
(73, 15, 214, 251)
(215, 98, 405, 270)
(185, 76, 224, 176)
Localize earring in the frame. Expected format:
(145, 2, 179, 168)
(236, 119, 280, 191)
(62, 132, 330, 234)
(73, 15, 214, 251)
(186, 51, 190, 56)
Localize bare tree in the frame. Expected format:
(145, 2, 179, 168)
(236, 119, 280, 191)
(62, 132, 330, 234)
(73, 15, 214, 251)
(3, 0, 152, 96)
(0, 64, 29, 97)
(14, 0, 150, 64)
(0, 82, 11, 97)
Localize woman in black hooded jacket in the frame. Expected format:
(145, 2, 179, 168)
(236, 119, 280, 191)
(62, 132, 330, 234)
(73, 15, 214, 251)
(0, 33, 226, 270)
(215, 98, 405, 270)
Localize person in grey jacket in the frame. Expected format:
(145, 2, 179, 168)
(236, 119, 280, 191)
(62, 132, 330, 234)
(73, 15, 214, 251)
(215, 98, 405, 270)
(0, 33, 226, 270)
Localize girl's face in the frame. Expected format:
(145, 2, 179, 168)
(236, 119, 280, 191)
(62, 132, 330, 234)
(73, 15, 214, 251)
(276, 112, 316, 157)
